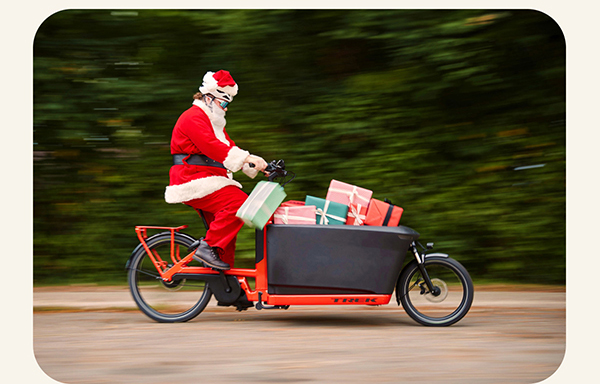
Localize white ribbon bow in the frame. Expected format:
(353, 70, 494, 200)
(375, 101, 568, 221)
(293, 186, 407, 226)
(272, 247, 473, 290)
(315, 208, 329, 225)
(315, 200, 347, 225)
(348, 203, 366, 226)
(348, 186, 358, 205)
(276, 207, 290, 224)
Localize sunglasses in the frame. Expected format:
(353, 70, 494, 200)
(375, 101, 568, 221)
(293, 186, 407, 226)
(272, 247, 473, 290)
(211, 95, 230, 109)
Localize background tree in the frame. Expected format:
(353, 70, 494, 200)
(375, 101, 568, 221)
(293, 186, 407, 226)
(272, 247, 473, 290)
(34, 9, 565, 285)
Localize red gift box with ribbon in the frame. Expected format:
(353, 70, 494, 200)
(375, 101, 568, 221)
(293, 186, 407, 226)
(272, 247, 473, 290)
(346, 203, 368, 226)
(364, 199, 403, 226)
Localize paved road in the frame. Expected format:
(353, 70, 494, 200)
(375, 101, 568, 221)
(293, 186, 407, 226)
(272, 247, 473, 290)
(33, 286, 565, 384)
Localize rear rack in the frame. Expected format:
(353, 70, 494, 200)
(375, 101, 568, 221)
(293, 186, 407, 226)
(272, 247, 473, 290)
(135, 225, 189, 274)
(135, 225, 188, 240)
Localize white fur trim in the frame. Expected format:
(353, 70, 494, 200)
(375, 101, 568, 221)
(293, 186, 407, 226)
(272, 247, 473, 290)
(242, 163, 259, 179)
(165, 176, 242, 204)
(223, 146, 249, 172)
(199, 71, 238, 100)
(220, 84, 238, 97)
(199, 71, 218, 94)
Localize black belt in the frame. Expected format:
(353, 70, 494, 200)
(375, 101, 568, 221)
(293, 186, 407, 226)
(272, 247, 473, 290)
(173, 154, 226, 169)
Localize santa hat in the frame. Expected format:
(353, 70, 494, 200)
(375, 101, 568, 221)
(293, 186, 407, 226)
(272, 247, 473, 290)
(199, 70, 239, 102)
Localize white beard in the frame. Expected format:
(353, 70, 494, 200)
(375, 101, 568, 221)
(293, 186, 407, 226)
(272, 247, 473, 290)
(210, 104, 227, 131)
(192, 99, 229, 145)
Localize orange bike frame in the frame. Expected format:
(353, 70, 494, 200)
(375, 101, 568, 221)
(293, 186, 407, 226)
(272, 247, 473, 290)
(135, 223, 392, 306)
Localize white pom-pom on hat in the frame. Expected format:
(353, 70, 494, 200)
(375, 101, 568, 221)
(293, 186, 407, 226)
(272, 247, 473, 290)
(199, 70, 239, 102)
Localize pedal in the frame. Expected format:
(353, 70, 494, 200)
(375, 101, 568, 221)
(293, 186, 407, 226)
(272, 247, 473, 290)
(187, 239, 201, 252)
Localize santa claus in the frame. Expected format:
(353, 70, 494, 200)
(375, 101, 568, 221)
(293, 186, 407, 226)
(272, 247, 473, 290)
(165, 70, 268, 270)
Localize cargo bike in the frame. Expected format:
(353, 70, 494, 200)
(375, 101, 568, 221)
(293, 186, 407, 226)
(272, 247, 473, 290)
(126, 160, 474, 326)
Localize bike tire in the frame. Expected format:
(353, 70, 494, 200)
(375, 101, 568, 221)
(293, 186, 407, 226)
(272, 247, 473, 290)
(127, 232, 212, 323)
(397, 257, 473, 326)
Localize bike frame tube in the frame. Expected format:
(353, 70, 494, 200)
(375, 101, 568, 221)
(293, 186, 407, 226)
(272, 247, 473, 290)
(135, 223, 396, 306)
(135, 225, 261, 298)
(246, 224, 269, 301)
(267, 295, 393, 306)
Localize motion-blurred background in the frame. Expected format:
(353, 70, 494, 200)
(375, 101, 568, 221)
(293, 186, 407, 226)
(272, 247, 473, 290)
(33, 9, 565, 286)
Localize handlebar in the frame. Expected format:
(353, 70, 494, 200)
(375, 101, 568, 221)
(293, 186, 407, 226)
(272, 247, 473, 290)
(249, 159, 295, 186)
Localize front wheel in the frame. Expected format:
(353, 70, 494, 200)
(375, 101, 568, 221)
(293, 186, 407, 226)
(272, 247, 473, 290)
(397, 257, 473, 326)
(127, 232, 212, 322)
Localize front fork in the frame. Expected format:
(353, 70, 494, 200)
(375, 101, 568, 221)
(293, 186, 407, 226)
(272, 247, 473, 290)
(409, 241, 441, 296)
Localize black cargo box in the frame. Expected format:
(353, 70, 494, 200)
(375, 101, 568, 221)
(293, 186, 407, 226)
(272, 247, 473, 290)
(261, 224, 419, 295)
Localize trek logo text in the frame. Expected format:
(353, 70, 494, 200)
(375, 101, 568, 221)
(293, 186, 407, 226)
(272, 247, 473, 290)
(332, 298, 378, 303)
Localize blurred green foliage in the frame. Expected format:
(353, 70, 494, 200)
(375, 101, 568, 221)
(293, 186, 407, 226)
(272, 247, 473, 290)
(34, 10, 565, 285)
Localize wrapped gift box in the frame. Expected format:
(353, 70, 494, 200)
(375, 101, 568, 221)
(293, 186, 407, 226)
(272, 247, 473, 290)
(280, 200, 305, 207)
(346, 203, 368, 226)
(305, 195, 348, 225)
(273, 205, 317, 225)
(326, 179, 373, 207)
(236, 181, 287, 229)
(365, 198, 404, 227)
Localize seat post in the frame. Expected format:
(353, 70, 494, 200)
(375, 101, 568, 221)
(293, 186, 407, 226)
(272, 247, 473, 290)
(196, 209, 210, 231)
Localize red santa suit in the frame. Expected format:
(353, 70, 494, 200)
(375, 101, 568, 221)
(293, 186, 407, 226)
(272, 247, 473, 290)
(164, 98, 251, 267)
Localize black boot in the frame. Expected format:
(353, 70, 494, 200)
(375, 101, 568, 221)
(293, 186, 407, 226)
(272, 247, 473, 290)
(193, 240, 230, 270)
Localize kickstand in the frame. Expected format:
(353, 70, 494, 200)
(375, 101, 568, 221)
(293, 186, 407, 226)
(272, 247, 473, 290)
(255, 292, 290, 310)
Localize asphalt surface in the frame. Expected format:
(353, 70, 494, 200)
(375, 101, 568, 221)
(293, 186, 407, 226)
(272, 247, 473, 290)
(32, 286, 565, 384)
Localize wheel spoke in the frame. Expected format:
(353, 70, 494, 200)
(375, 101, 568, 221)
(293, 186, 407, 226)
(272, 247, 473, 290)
(401, 278, 422, 300)
(133, 268, 161, 279)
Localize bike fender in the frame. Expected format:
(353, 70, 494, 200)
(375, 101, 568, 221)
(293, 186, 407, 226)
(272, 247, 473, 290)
(424, 253, 449, 258)
(125, 243, 148, 270)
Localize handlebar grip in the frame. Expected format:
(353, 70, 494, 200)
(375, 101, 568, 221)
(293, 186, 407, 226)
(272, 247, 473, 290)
(248, 162, 267, 175)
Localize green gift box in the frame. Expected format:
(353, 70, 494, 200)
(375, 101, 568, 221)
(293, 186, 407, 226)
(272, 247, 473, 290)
(305, 195, 348, 225)
(236, 181, 287, 229)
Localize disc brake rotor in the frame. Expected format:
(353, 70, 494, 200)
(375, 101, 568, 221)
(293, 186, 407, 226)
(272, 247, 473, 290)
(161, 278, 186, 291)
(424, 278, 448, 303)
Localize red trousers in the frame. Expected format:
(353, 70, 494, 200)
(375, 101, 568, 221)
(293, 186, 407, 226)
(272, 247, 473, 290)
(185, 186, 247, 267)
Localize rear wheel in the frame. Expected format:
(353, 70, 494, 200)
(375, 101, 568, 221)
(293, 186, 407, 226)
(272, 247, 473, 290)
(127, 233, 212, 322)
(397, 257, 473, 326)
